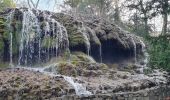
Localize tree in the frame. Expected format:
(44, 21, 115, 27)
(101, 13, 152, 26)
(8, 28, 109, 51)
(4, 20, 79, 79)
(151, 0, 170, 35)
(113, 0, 121, 23)
(27, 0, 41, 9)
(64, 0, 114, 18)
(125, 0, 154, 35)
(64, 0, 81, 8)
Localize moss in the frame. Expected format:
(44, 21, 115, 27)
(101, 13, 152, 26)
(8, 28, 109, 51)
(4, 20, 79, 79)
(70, 54, 79, 61)
(0, 38, 4, 55)
(73, 52, 95, 63)
(0, 62, 9, 68)
(77, 55, 90, 62)
(57, 62, 77, 77)
(65, 23, 88, 47)
(99, 63, 108, 70)
(69, 32, 87, 46)
(71, 61, 79, 65)
(42, 37, 53, 48)
(0, 16, 23, 57)
(12, 33, 19, 54)
(0, 17, 5, 34)
(15, 20, 22, 31)
(62, 49, 71, 60)
(0, 18, 5, 57)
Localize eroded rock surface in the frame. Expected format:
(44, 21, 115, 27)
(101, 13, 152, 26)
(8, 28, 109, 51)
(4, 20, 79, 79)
(0, 68, 75, 99)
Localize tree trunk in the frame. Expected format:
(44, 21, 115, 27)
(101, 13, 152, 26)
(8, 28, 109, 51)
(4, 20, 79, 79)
(143, 13, 148, 35)
(161, 0, 168, 35)
(114, 0, 120, 23)
(161, 13, 168, 35)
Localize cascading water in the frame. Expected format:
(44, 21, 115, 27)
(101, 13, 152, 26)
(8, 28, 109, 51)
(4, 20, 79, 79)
(6, 10, 15, 67)
(64, 76, 92, 96)
(129, 34, 149, 73)
(18, 9, 40, 66)
(130, 36, 137, 63)
(21, 63, 92, 96)
(6, 8, 69, 66)
(5, 8, 92, 96)
(99, 45, 102, 63)
(138, 39, 149, 73)
(78, 23, 90, 55)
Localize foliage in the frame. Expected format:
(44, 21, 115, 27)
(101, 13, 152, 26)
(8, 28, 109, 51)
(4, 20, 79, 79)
(64, 0, 81, 8)
(125, 0, 155, 35)
(151, 0, 170, 34)
(125, 0, 170, 35)
(0, 62, 9, 68)
(0, 17, 5, 59)
(147, 36, 170, 71)
(64, 0, 113, 17)
(0, 38, 4, 55)
(125, 20, 152, 37)
(0, 0, 15, 11)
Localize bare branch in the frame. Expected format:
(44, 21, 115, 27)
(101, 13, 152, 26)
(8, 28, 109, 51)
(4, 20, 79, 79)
(35, 0, 40, 9)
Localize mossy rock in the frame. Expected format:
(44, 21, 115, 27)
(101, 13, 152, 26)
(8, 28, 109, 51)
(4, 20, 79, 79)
(0, 62, 9, 68)
(85, 26, 101, 46)
(0, 38, 4, 55)
(54, 14, 90, 52)
(69, 31, 88, 47)
(71, 52, 95, 63)
(53, 62, 77, 77)
(42, 37, 54, 48)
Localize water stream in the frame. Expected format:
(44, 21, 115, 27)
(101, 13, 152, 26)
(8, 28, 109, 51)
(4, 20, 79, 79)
(6, 10, 15, 67)
(20, 63, 92, 96)
(6, 9, 69, 66)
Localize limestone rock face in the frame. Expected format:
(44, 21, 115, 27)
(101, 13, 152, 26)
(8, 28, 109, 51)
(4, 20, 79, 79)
(0, 8, 146, 65)
(54, 13, 145, 63)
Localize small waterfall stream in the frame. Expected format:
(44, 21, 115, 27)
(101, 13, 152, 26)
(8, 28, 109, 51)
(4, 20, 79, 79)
(64, 76, 92, 96)
(79, 23, 90, 56)
(130, 36, 137, 64)
(99, 45, 103, 63)
(138, 39, 149, 73)
(6, 10, 15, 67)
(129, 34, 149, 73)
(21, 63, 92, 96)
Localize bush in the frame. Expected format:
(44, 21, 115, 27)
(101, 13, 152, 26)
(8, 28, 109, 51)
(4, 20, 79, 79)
(147, 36, 170, 71)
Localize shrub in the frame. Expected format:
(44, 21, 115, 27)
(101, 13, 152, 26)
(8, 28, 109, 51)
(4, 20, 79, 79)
(147, 36, 170, 71)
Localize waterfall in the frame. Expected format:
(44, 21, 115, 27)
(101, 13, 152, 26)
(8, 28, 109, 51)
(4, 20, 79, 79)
(79, 23, 90, 55)
(64, 76, 92, 96)
(99, 45, 102, 63)
(138, 39, 149, 73)
(2, 8, 70, 66)
(20, 63, 92, 96)
(130, 36, 137, 63)
(44, 63, 92, 96)
(129, 34, 149, 73)
(6, 10, 15, 67)
(18, 9, 39, 66)
(9, 32, 13, 67)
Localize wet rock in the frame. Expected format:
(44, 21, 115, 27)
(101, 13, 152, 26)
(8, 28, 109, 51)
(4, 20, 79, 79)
(68, 88, 75, 94)
(0, 68, 75, 99)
